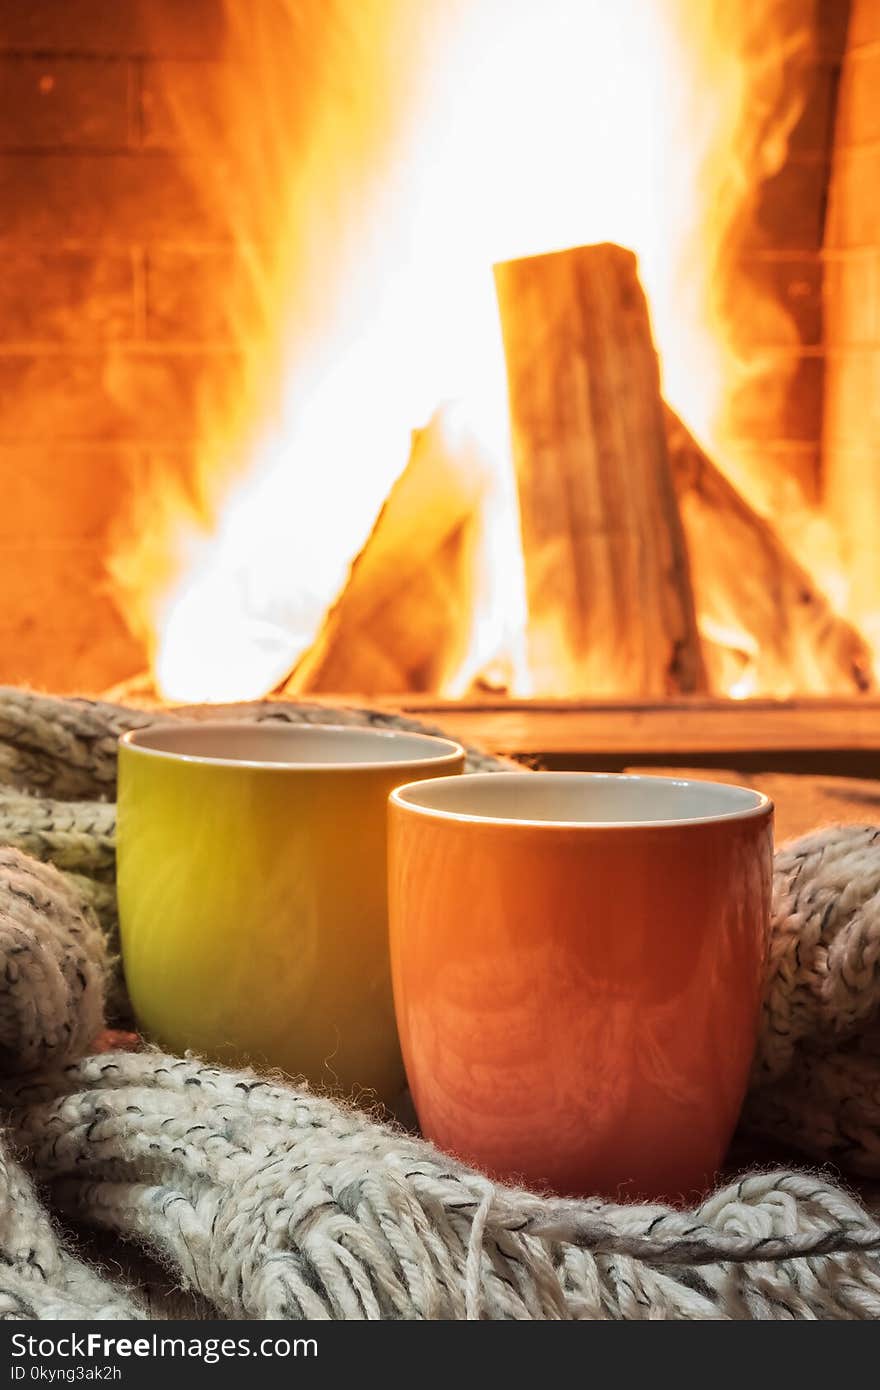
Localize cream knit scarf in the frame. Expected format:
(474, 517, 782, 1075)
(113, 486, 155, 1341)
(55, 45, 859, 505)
(0, 688, 878, 1320)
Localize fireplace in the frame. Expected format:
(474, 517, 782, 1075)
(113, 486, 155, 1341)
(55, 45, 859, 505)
(1, 0, 879, 768)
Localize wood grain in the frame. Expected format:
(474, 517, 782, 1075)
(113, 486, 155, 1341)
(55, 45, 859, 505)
(359, 695, 880, 760)
(494, 242, 706, 697)
(667, 407, 872, 696)
(286, 408, 490, 696)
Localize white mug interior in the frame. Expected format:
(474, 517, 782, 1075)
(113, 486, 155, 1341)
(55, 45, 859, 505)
(391, 771, 770, 827)
(120, 721, 464, 770)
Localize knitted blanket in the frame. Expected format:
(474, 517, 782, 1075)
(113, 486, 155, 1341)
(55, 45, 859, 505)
(0, 687, 879, 1320)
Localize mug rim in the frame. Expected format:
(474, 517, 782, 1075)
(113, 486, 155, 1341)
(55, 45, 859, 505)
(390, 770, 773, 829)
(119, 720, 465, 772)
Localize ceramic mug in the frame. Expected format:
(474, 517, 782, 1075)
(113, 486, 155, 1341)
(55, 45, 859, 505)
(388, 771, 773, 1199)
(117, 722, 464, 1103)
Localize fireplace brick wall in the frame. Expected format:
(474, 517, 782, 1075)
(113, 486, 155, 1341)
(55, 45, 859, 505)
(824, 0, 880, 629)
(0, 0, 230, 691)
(718, 0, 849, 510)
(0, 0, 866, 694)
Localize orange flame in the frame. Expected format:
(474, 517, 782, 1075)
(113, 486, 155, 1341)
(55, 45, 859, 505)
(109, 0, 832, 702)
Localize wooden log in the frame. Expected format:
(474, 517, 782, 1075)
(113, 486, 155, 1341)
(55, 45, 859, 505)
(493, 242, 707, 697)
(666, 408, 873, 696)
(284, 408, 490, 695)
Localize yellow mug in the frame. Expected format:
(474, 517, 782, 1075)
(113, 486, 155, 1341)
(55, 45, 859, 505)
(117, 721, 464, 1102)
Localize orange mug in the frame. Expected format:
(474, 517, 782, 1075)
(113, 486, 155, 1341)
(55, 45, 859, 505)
(388, 772, 773, 1200)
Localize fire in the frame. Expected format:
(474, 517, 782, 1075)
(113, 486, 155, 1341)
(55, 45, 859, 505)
(109, 0, 826, 702)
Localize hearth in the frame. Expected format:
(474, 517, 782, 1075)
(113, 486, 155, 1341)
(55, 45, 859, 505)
(1, 0, 878, 770)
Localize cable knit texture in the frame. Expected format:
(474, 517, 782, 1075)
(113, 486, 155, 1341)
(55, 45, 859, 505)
(0, 687, 878, 1319)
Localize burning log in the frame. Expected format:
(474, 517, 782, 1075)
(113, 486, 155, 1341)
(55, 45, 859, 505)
(286, 408, 489, 695)
(666, 408, 873, 695)
(494, 242, 707, 696)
